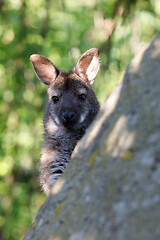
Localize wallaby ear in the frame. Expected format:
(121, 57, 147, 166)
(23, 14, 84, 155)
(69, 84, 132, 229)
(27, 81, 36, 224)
(75, 48, 100, 84)
(30, 54, 59, 85)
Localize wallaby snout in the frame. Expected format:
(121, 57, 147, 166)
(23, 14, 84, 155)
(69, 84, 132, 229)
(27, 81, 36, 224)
(61, 110, 76, 128)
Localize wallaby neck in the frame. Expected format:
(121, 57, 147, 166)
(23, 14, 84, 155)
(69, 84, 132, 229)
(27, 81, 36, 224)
(43, 119, 85, 154)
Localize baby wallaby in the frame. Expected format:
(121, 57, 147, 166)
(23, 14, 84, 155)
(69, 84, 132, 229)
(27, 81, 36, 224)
(30, 48, 100, 195)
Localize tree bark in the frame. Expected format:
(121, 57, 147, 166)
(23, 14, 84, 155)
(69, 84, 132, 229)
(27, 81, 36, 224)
(24, 34, 160, 240)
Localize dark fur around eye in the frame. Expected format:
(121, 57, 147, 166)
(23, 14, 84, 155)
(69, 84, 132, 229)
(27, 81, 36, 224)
(52, 96, 59, 103)
(79, 94, 86, 101)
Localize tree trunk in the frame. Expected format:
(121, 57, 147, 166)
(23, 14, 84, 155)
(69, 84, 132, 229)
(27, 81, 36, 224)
(24, 34, 160, 240)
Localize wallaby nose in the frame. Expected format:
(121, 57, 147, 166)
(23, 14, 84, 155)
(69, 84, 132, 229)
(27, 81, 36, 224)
(62, 111, 75, 125)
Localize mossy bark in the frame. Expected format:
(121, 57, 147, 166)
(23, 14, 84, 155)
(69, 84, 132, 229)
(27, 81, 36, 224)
(24, 34, 160, 240)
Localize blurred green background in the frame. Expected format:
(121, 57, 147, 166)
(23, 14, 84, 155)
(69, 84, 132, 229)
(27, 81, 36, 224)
(0, 0, 160, 239)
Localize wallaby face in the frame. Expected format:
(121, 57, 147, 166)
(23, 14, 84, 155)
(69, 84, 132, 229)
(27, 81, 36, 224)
(30, 48, 100, 195)
(45, 73, 99, 132)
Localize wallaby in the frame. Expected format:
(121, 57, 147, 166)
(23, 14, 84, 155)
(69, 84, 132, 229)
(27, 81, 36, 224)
(30, 48, 100, 195)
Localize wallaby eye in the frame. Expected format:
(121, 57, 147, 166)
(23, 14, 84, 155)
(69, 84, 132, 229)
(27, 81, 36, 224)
(52, 96, 59, 104)
(79, 94, 86, 101)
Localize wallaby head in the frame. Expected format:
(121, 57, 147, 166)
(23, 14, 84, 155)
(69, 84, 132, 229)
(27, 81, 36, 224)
(30, 48, 100, 133)
(30, 48, 100, 195)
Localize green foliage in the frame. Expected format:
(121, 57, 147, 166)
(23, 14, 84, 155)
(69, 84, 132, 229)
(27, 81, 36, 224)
(0, 0, 160, 239)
